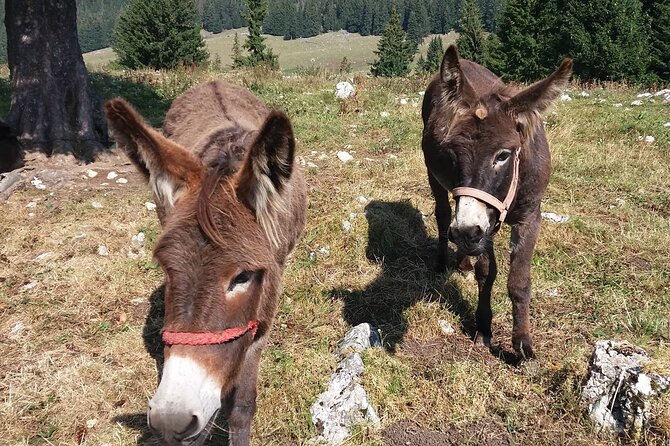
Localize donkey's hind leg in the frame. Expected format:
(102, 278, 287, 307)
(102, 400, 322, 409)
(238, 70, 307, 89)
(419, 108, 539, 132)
(428, 172, 453, 273)
(475, 245, 497, 346)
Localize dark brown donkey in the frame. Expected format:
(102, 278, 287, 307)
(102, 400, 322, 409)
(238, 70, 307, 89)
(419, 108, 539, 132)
(422, 46, 572, 359)
(105, 80, 306, 446)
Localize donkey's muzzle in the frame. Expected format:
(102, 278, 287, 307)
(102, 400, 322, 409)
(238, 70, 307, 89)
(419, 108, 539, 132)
(449, 224, 486, 256)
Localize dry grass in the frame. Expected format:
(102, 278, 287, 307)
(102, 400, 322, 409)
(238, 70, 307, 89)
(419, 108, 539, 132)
(0, 69, 669, 446)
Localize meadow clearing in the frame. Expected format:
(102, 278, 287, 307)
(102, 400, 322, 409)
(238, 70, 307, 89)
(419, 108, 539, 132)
(0, 59, 669, 445)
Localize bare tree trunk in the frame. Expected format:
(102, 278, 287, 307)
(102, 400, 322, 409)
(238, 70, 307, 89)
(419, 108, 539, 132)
(4, 0, 108, 160)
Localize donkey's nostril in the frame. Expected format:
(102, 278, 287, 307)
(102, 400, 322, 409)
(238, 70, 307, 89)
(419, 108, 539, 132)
(174, 414, 201, 440)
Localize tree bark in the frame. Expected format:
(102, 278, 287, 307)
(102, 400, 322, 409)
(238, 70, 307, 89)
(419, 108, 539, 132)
(4, 0, 108, 160)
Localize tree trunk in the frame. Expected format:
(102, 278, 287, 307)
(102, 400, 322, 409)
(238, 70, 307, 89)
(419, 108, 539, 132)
(4, 0, 108, 160)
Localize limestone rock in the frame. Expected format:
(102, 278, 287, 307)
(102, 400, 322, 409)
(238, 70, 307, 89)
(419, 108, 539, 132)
(335, 82, 355, 99)
(335, 323, 382, 358)
(582, 340, 670, 436)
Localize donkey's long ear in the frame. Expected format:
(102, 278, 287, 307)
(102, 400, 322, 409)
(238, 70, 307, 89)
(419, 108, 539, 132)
(236, 111, 295, 247)
(440, 45, 476, 109)
(104, 98, 203, 209)
(503, 58, 573, 141)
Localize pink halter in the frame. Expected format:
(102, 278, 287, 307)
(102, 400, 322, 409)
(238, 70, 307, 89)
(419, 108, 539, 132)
(162, 320, 260, 346)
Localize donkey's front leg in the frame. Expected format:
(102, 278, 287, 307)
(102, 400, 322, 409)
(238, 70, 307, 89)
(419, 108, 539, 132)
(226, 343, 263, 446)
(508, 211, 542, 359)
(475, 245, 497, 346)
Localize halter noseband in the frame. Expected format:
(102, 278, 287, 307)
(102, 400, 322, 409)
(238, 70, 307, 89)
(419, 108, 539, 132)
(451, 147, 521, 224)
(162, 319, 260, 346)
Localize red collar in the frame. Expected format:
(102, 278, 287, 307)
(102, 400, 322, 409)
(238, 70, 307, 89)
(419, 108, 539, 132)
(162, 320, 260, 346)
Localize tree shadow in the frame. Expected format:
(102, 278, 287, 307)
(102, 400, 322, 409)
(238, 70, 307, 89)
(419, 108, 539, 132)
(330, 200, 478, 352)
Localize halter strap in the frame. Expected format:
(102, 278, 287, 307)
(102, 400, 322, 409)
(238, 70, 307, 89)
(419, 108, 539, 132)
(162, 319, 260, 346)
(451, 147, 521, 224)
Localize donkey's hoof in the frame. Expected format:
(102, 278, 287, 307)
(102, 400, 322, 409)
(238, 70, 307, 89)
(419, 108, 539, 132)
(513, 335, 535, 360)
(474, 333, 492, 348)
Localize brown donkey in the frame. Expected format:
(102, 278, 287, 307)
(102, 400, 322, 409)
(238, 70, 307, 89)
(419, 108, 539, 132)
(105, 80, 306, 446)
(422, 46, 572, 359)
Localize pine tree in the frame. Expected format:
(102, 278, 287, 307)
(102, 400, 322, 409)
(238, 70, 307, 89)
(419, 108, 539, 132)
(302, 0, 322, 38)
(421, 35, 444, 73)
(323, 1, 340, 31)
(113, 0, 209, 69)
(203, 0, 224, 33)
(406, 1, 430, 49)
(456, 0, 488, 64)
(495, 0, 542, 80)
(648, 1, 670, 81)
(231, 32, 244, 68)
(243, 0, 279, 68)
(370, 8, 414, 77)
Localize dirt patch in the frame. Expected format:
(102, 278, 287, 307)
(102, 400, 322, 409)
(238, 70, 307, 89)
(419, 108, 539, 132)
(382, 419, 511, 446)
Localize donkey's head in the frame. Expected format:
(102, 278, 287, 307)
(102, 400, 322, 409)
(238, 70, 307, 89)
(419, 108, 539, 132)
(437, 46, 572, 255)
(105, 99, 296, 445)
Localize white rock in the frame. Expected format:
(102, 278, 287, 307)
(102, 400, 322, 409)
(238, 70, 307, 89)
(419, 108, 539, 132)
(357, 195, 368, 204)
(580, 91, 590, 97)
(8, 321, 26, 340)
(399, 98, 408, 105)
(125, 232, 146, 258)
(663, 122, 670, 128)
(387, 154, 398, 159)
(33, 252, 53, 262)
(22, 282, 38, 290)
(132, 232, 145, 249)
(91, 201, 103, 209)
(97, 245, 109, 256)
(379, 111, 390, 118)
(335, 81, 355, 99)
(26, 201, 37, 208)
(545, 288, 560, 298)
(438, 319, 455, 335)
(613, 103, 623, 107)
(638, 135, 655, 144)
(106, 171, 118, 180)
(654, 88, 670, 97)
(636, 92, 652, 98)
(307, 162, 318, 168)
(317, 153, 328, 161)
(560, 94, 572, 101)
(541, 212, 570, 223)
(318, 247, 330, 256)
(145, 202, 157, 211)
(336, 323, 382, 358)
(582, 340, 670, 436)
(631, 100, 643, 106)
(337, 151, 353, 163)
(31, 177, 46, 190)
(418, 91, 425, 96)
(116, 178, 128, 184)
(342, 220, 351, 233)
(86, 169, 98, 178)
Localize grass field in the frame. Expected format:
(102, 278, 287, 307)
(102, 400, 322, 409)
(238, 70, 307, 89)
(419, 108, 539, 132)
(1, 65, 669, 445)
(83, 29, 458, 73)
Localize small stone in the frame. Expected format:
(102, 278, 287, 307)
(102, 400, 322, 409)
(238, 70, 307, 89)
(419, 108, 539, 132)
(638, 135, 655, 144)
(337, 151, 354, 163)
(541, 212, 570, 224)
(86, 169, 98, 178)
(357, 195, 368, 204)
(631, 100, 643, 106)
(399, 98, 408, 105)
(26, 201, 37, 208)
(387, 154, 398, 159)
(613, 103, 623, 107)
(106, 171, 118, 180)
(91, 201, 103, 209)
(86, 419, 98, 429)
(342, 220, 351, 233)
(664, 122, 670, 128)
(317, 153, 329, 161)
(27, 213, 35, 217)
(560, 94, 572, 101)
(318, 247, 330, 256)
(438, 319, 455, 335)
(116, 178, 128, 184)
(145, 202, 157, 211)
(307, 162, 318, 168)
(31, 177, 46, 190)
(654, 88, 670, 96)
(33, 252, 53, 262)
(380, 111, 390, 118)
(22, 282, 38, 290)
(97, 245, 109, 256)
(418, 91, 425, 96)
(580, 91, 590, 97)
(8, 321, 26, 340)
(636, 92, 652, 98)
(336, 323, 382, 358)
(335, 81, 355, 99)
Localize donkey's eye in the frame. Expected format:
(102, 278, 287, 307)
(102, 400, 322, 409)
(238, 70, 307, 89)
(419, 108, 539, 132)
(228, 271, 254, 292)
(495, 151, 511, 164)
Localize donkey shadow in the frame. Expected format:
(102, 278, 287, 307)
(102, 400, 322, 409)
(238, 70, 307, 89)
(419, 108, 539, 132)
(114, 284, 231, 445)
(330, 200, 483, 352)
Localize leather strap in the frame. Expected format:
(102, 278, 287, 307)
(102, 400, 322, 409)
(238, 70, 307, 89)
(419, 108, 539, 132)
(451, 147, 521, 224)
